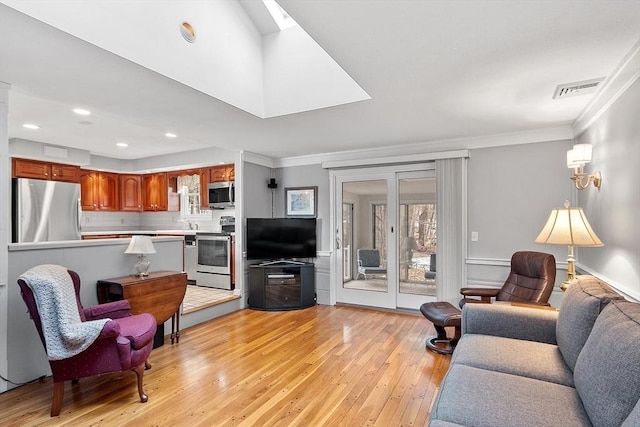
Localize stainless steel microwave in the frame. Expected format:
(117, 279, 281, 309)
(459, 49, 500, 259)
(208, 181, 234, 208)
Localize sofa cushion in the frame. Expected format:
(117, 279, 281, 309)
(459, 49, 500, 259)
(621, 398, 640, 427)
(428, 421, 464, 427)
(452, 334, 574, 386)
(430, 364, 591, 426)
(574, 300, 640, 427)
(556, 275, 623, 371)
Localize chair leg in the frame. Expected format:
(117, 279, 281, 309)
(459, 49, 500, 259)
(131, 364, 148, 403)
(145, 359, 152, 370)
(51, 381, 64, 417)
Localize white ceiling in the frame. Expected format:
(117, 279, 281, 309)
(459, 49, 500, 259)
(1, 1, 639, 161)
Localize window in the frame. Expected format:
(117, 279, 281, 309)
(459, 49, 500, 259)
(177, 174, 209, 217)
(374, 202, 437, 280)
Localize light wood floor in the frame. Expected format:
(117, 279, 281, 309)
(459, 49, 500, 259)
(0, 305, 450, 426)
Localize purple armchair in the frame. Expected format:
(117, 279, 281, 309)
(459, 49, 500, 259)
(17, 268, 157, 416)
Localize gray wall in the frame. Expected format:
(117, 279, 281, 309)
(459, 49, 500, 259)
(274, 163, 330, 251)
(466, 140, 573, 305)
(575, 78, 640, 300)
(242, 162, 273, 222)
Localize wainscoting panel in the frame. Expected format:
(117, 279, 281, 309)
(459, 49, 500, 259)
(314, 253, 331, 305)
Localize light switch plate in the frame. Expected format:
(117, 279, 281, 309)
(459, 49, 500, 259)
(471, 231, 479, 242)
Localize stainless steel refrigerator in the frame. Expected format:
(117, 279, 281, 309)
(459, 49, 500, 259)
(12, 178, 82, 242)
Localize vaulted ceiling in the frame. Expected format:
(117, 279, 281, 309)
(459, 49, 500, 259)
(1, 1, 638, 161)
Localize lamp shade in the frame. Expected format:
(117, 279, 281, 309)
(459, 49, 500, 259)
(571, 144, 593, 163)
(535, 201, 603, 247)
(124, 235, 157, 254)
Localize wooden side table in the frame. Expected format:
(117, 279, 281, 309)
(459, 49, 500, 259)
(97, 271, 187, 344)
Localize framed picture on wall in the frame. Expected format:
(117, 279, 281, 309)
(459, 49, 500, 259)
(285, 186, 317, 218)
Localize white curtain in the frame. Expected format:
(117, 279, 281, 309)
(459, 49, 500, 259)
(436, 157, 467, 303)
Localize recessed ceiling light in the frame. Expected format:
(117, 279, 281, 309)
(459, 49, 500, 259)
(22, 123, 40, 130)
(165, 132, 177, 138)
(116, 142, 128, 147)
(73, 108, 91, 115)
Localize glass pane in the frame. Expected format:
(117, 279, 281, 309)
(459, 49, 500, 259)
(177, 174, 209, 216)
(398, 177, 437, 296)
(342, 180, 388, 292)
(342, 203, 353, 281)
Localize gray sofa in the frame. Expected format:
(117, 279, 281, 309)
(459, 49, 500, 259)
(429, 275, 640, 427)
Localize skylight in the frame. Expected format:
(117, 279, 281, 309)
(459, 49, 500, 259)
(263, 0, 298, 30)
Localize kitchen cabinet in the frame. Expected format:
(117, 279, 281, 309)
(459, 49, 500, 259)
(120, 174, 143, 212)
(142, 173, 168, 211)
(210, 164, 234, 182)
(12, 158, 80, 183)
(199, 168, 210, 209)
(80, 170, 119, 211)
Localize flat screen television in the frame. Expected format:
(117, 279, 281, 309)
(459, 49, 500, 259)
(246, 218, 317, 261)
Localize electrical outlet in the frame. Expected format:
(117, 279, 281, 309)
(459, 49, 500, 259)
(471, 231, 479, 242)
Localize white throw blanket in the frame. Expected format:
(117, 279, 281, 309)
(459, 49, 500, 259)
(20, 264, 110, 361)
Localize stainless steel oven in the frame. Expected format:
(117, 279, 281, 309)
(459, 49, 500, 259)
(196, 232, 233, 289)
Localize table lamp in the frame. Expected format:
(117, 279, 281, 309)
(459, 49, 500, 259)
(124, 235, 157, 277)
(535, 201, 603, 291)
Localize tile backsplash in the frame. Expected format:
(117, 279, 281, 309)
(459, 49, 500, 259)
(80, 209, 234, 233)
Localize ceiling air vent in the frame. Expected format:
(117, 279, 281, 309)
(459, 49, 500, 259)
(553, 77, 605, 99)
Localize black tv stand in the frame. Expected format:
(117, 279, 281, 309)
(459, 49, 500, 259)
(249, 262, 315, 311)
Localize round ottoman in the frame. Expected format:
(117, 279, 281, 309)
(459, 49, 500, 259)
(420, 301, 462, 355)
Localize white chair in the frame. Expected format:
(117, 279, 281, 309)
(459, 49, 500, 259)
(357, 249, 387, 279)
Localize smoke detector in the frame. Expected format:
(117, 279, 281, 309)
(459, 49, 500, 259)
(553, 77, 605, 99)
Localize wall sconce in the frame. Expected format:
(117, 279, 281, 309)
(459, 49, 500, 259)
(567, 143, 601, 190)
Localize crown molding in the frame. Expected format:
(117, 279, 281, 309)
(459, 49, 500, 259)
(241, 151, 276, 168)
(573, 39, 640, 137)
(275, 125, 572, 168)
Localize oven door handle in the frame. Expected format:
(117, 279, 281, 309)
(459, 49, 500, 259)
(197, 236, 231, 242)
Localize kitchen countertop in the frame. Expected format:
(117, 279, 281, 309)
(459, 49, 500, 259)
(81, 229, 201, 236)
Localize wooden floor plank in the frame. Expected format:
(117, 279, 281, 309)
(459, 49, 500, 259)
(0, 305, 450, 426)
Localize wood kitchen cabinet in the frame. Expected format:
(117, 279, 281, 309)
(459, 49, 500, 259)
(120, 174, 143, 212)
(142, 173, 168, 211)
(12, 158, 80, 183)
(199, 168, 210, 209)
(210, 164, 235, 182)
(80, 170, 119, 211)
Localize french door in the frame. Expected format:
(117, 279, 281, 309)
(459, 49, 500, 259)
(332, 166, 436, 310)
